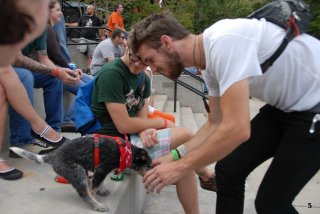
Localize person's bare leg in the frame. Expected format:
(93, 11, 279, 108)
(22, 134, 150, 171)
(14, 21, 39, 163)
(0, 67, 61, 141)
(170, 127, 215, 183)
(196, 167, 215, 181)
(176, 171, 200, 214)
(168, 127, 194, 149)
(87, 57, 92, 68)
(0, 83, 13, 171)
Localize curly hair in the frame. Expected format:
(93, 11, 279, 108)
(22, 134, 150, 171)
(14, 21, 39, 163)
(0, 0, 35, 44)
(128, 12, 189, 55)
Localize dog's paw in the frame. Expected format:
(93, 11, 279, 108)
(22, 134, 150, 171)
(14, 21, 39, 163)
(97, 188, 110, 197)
(93, 204, 110, 212)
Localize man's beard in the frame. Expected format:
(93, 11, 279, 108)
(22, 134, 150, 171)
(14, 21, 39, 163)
(158, 50, 184, 80)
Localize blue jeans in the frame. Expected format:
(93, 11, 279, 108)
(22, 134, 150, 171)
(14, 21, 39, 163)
(63, 73, 93, 123)
(9, 67, 63, 146)
(53, 15, 71, 63)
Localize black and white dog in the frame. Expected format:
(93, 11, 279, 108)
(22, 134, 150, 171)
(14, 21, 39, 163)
(11, 136, 152, 212)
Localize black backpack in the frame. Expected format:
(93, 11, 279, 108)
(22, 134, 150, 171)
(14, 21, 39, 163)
(248, 0, 312, 73)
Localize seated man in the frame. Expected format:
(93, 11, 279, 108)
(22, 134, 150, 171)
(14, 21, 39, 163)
(11, 29, 80, 148)
(90, 28, 125, 75)
(91, 45, 200, 214)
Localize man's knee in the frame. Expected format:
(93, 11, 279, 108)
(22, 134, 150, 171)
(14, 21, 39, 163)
(215, 158, 247, 191)
(13, 67, 34, 86)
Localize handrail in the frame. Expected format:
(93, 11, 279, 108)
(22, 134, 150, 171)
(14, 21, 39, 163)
(66, 26, 112, 45)
(172, 69, 209, 113)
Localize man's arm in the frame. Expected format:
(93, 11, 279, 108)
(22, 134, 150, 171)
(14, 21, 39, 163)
(65, 22, 79, 27)
(13, 52, 55, 76)
(13, 52, 80, 85)
(36, 50, 55, 67)
(143, 79, 251, 192)
(179, 79, 251, 170)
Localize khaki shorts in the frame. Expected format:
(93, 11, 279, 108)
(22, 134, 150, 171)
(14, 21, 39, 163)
(78, 38, 97, 57)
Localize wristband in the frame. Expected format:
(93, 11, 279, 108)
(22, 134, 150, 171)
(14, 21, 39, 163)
(55, 67, 59, 77)
(177, 144, 187, 158)
(171, 149, 180, 161)
(162, 118, 167, 129)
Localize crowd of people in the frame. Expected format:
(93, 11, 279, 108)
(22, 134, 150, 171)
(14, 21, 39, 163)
(1, 0, 319, 214)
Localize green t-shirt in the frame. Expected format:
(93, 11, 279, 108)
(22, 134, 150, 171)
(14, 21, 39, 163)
(22, 29, 47, 56)
(91, 58, 151, 136)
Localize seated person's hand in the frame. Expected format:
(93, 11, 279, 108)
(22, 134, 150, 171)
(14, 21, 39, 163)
(74, 68, 83, 78)
(59, 67, 81, 85)
(139, 128, 158, 148)
(151, 153, 174, 168)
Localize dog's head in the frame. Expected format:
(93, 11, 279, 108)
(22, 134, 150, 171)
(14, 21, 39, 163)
(130, 147, 152, 174)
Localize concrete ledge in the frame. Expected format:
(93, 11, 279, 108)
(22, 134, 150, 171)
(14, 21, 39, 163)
(2, 88, 147, 214)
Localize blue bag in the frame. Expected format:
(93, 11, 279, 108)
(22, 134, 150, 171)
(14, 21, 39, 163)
(74, 78, 101, 135)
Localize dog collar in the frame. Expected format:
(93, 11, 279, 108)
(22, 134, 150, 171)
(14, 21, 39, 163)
(93, 134, 132, 173)
(115, 134, 132, 174)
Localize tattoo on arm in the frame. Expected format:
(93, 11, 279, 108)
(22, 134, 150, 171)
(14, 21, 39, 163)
(13, 52, 54, 76)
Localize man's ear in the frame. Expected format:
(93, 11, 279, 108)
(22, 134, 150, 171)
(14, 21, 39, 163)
(160, 35, 172, 50)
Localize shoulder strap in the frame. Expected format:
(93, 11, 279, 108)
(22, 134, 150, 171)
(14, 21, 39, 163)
(136, 72, 145, 97)
(260, 28, 291, 73)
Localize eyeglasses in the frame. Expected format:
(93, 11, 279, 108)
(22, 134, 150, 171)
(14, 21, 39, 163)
(129, 53, 148, 66)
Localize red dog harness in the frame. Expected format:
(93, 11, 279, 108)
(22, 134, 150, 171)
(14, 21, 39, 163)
(93, 134, 132, 174)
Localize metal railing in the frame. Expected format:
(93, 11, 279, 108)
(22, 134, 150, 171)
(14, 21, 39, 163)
(66, 26, 112, 45)
(173, 69, 209, 113)
(64, 30, 209, 112)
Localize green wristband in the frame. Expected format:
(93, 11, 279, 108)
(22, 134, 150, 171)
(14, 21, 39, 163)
(171, 149, 180, 161)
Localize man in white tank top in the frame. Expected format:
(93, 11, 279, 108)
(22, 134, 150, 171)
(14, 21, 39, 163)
(129, 12, 320, 213)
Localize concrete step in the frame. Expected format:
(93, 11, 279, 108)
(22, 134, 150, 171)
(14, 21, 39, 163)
(180, 107, 198, 134)
(0, 135, 147, 214)
(153, 94, 167, 112)
(163, 100, 181, 127)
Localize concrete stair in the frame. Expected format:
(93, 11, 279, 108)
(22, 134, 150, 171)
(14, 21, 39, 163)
(2, 89, 318, 214)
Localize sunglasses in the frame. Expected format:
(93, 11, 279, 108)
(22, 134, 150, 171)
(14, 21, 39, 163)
(129, 53, 148, 66)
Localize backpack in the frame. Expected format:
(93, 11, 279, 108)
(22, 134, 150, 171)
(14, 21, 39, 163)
(74, 78, 101, 135)
(247, 0, 312, 73)
(74, 72, 146, 135)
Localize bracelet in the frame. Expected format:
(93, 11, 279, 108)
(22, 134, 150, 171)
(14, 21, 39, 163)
(171, 149, 180, 161)
(162, 118, 167, 129)
(177, 144, 187, 158)
(54, 67, 59, 77)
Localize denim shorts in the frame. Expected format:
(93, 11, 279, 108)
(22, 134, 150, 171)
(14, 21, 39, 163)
(130, 129, 171, 159)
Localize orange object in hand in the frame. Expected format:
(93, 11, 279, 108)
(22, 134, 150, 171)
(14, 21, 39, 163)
(148, 110, 175, 123)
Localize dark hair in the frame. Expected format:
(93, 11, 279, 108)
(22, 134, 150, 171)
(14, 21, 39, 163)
(0, 0, 35, 44)
(128, 12, 189, 55)
(111, 28, 124, 39)
(113, 3, 122, 12)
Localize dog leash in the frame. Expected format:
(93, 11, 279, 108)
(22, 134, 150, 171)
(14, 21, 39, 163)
(93, 134, 132, 173)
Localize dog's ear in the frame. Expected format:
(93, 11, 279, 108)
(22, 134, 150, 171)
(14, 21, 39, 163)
(133, 149, 152, 165)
